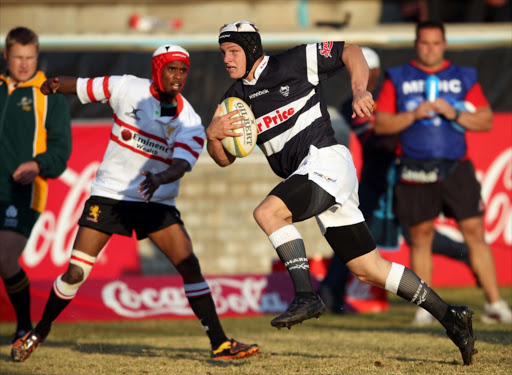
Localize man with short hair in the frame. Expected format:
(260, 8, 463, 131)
(0, 26, 72, 343)
(11, 44, 259, 362)
(374, 20, 511, 324)
(206, 20, 478, 365)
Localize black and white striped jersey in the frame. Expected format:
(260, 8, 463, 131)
(223, 41, 345, 178)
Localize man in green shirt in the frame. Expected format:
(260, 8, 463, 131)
(0, 26, 71, 343)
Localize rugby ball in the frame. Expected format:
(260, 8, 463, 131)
(219, 97, 258, 157)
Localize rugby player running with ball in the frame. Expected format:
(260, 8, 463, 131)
(206, 20, 476, 365)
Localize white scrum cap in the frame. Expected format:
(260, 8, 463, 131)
(219, 20, 259, 33)
(218, 20, 263, 79)
(361, 47, 380, 69)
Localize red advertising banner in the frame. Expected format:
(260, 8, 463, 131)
(0, 114, 510, 323)
(17, 114, 512, 286)
(19, 125, 141, 281)
(0, 273, 306, 322)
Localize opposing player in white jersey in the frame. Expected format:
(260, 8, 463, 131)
(207, 21, 476, 365)
(11, 45, 259, 362)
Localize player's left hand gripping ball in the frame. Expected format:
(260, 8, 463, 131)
(220, 97, 258, 157)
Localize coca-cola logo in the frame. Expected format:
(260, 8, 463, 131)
(101, 277, 288, 318)
(435, 147, 511, 247)
(22, 162, 101, 267)
(480, 148, 512, 245)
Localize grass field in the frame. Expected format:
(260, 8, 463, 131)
(1, 287, 511, 375)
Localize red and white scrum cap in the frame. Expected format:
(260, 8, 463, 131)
(151, 45, 190, 92)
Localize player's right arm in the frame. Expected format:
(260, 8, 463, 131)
(341, 44, 374, 119)
(40, 76, 77, 95)
(206, 105, 242, 167)
(44, 75, 121, 105)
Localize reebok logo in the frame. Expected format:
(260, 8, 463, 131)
(249, 89, 269, 99)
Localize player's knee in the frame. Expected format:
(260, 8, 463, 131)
(54, 251, 97, 300)
(253, 199, 274, 225)
(409, 221, 435, 240)
(348, 261, 383, 286)
(349, 252, 390, 288)
(254, 197, 292, 227)
(176, 254, 202, 282)
(63, 264, 85, 285)
(346, 257, 371, 284)
(62, 250, 97, 287)
(253, 205, 266, 226)
(0, 252, 20, 277)
(355, 274, 369, 285)
(354, 272, 374, 286)
(459, 217, 485, 240)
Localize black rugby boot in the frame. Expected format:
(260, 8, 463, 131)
(271, 293, 326, 329)
(445, 306, 477, 365)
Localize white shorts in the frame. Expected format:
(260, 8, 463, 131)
(292, 144, 365, 234)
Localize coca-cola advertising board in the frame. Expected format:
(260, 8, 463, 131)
(0, 114, 510, 323)
(2, 273, 297, 322)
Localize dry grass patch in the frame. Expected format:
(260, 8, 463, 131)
(1, 287, 510, 375)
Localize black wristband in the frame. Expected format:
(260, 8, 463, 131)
(453, 109, 461, 121)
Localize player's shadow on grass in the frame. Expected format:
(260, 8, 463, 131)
(389, 356, 459, 366)
(312, 319, 511, 346)
(0, 341, 258, 367)
(235, 346, 454, 365)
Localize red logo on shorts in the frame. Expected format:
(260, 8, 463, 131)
(319, 42, 333, 58)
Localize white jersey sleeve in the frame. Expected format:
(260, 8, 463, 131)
(76, 75, 124, 105)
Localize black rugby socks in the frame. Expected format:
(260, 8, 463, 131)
(4, 269, 32, 333)
(35, 289, 72, 339)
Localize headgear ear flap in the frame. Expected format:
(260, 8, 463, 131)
(152, 45, 190, 92)
(218, 21, 263, 79)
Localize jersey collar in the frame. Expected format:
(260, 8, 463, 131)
(410, 59, 451, 74)
(243, 55, 269, 86)
(0, 71, 47, 94)
(149, 83, 183, 119)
